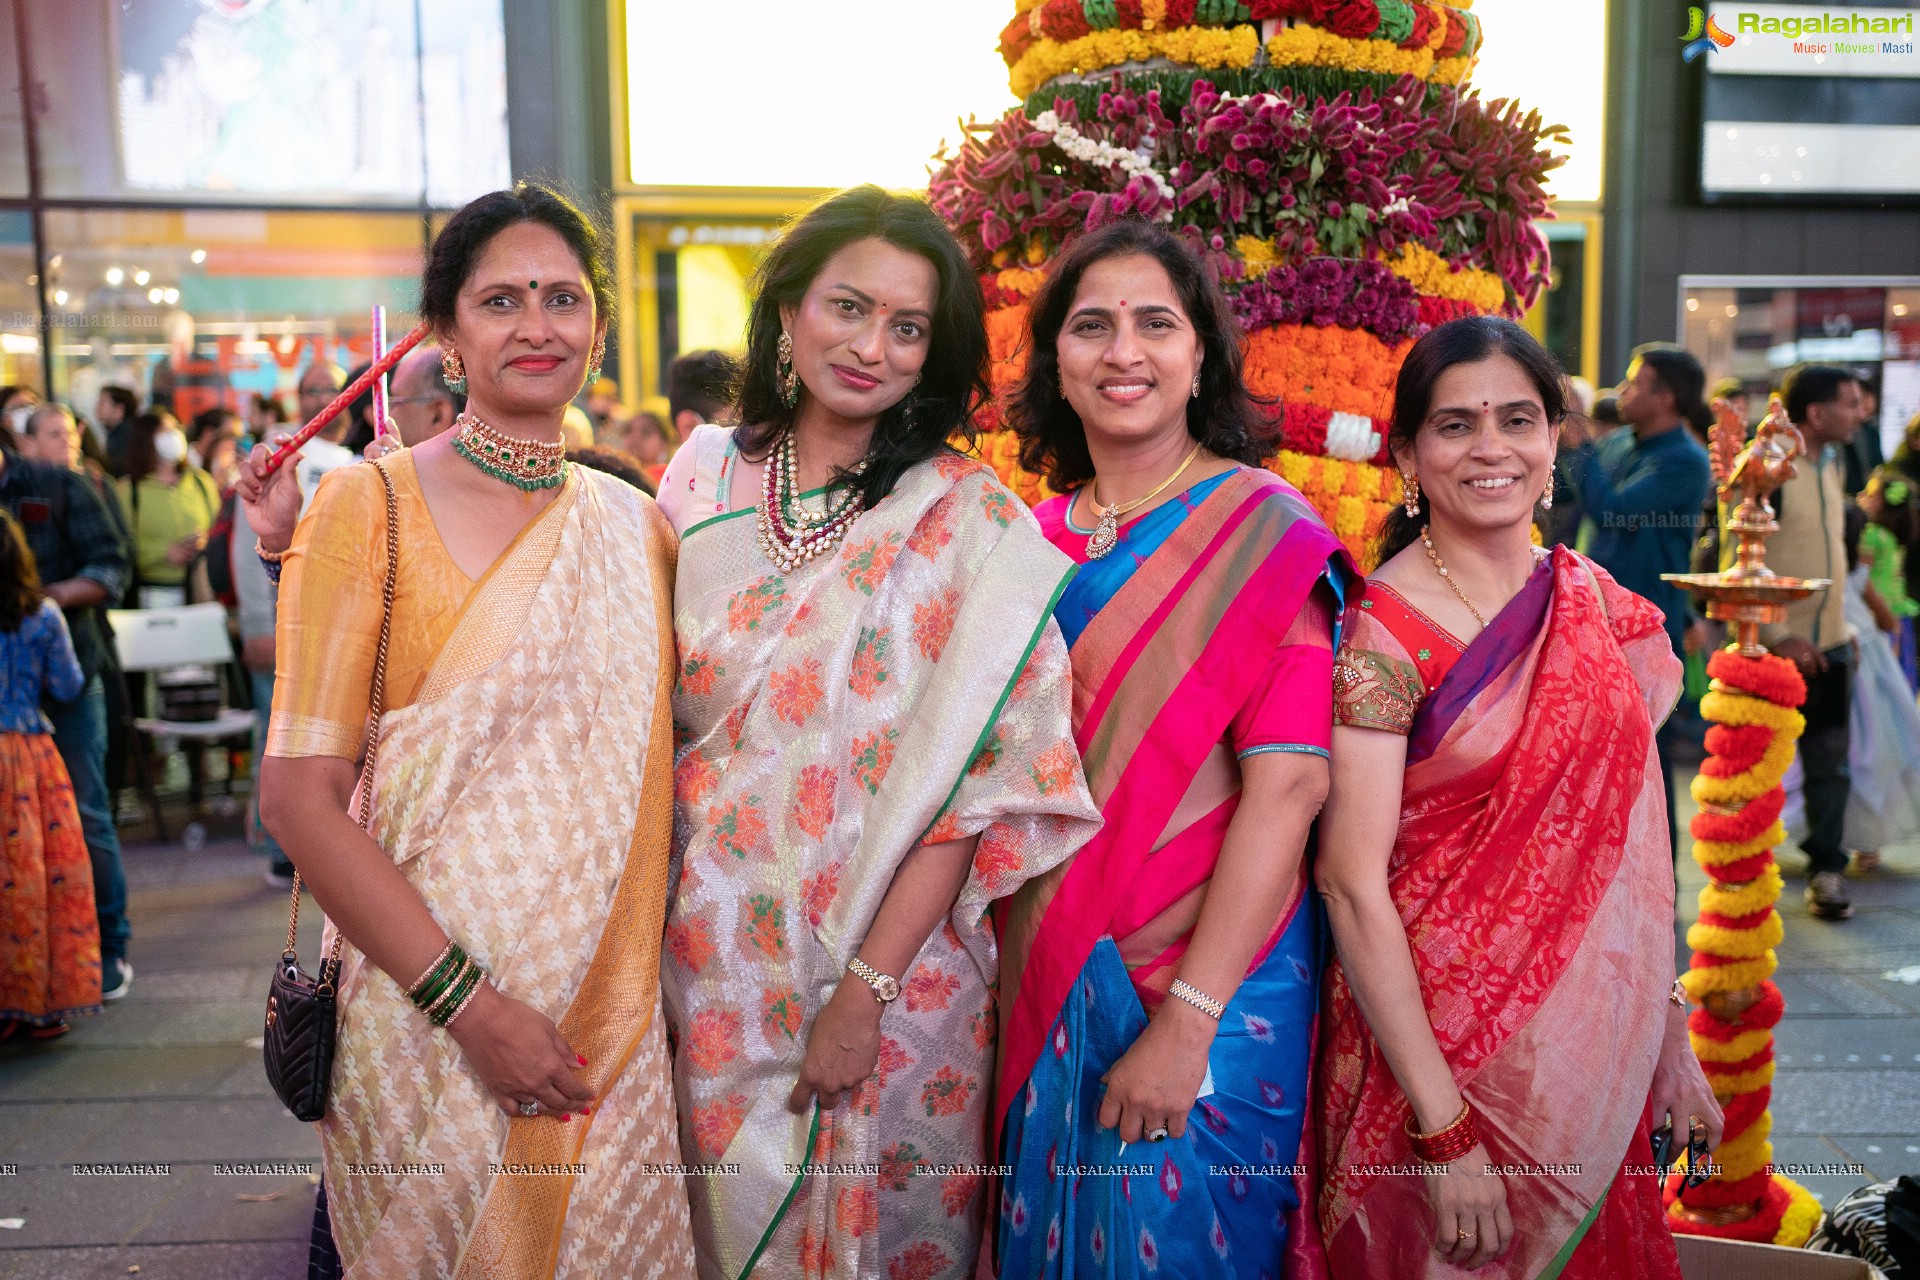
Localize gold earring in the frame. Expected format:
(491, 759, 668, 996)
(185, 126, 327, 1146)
(1401, 471, 1420, 517)
(1191, 372, 1201, 398)
(587, 337, 606, 381)
(441, 347, 467, 393)
(1540, 471, 1554, 510)
(776, 332, 799, 408)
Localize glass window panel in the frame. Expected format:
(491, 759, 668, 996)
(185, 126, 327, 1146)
(0, 0, 28, 196)
(31, 0, 505, 204)
(0, 210, 42, 391)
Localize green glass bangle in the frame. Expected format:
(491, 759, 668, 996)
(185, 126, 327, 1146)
(428, 963, 484, 1028)
(410, 945, 467, 1012)
(406, 941, 458, 1000)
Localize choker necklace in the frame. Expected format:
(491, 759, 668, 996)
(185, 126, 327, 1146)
(757, 430, 866, 574)
(1084, 442, 1203, 560)
(1421, 525, 1488, 629)
(450, 413, 568, 491)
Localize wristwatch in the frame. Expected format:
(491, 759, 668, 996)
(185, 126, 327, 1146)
(847, 956, 901, 1005)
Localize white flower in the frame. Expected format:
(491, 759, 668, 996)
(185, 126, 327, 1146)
(1029, 110, 1175, 213)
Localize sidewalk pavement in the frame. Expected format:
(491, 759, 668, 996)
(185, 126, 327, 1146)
(2, 780, 1917, 1277)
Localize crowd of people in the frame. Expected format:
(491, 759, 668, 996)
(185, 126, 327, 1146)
(0, 176, 1913, 1280)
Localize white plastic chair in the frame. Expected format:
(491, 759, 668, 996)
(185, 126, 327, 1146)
(108, 603, 254, 845)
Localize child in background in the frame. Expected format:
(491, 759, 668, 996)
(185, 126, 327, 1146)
(1860, 466, 1919, 691)
(0, 510, 101, 1039)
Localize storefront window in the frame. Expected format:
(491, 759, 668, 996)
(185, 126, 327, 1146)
(43, 208, 428, 423)
(1680, 277, 1920, 459)
(0, 0, 28, 197)
(626, 215, 786, 401)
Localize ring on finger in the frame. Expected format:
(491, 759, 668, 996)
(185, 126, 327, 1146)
(1146, 1126, 1170, 1142)
(517, 1100, 540, 1118)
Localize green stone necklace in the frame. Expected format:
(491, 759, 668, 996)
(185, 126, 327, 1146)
(449, 413, 568, 491)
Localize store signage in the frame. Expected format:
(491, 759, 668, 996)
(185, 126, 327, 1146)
(1697, 3, 1920, 75)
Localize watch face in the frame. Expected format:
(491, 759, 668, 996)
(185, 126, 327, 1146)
(877, 976, 901, 1002)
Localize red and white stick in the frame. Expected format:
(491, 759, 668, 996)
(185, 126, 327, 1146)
(260, 324, 427, 477)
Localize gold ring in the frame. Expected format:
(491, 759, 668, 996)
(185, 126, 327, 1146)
(1457, 1230, 1475, 1240)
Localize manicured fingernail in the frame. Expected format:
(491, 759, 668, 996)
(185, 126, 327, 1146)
(577, 1055, 588, 1066)
(560, 1113, 572, 1123)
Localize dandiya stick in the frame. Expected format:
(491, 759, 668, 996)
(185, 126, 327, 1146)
(260, 323, 428, 477)
(370, 305, 390, 439)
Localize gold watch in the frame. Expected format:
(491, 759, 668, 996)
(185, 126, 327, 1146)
(847, 956, 900, 1005)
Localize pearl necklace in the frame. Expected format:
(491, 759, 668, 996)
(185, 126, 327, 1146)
(1421, 525, 1488, 629)
(756, 430, 866, 574)
(449, 413, 568, 491)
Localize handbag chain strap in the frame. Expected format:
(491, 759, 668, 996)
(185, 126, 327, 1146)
(282, 460, 400, 981)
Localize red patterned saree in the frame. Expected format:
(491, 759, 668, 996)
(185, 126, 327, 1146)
(1318, 547, 1685, 1280)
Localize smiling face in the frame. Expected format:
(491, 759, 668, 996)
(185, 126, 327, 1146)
(448, 221, 605, 419)
(1055, 253, 1201, 453)
(1398, 354, 1556, 538)
(779, 236, 936, 426)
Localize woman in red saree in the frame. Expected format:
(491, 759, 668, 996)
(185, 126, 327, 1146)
(1315, 317, 1722, 1279)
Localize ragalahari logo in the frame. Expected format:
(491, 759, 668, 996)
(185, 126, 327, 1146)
(1682, 7, 1737, 60)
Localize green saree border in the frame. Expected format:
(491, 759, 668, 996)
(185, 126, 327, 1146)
(736, 1104, 822, 1280)
(912, 566, 1077, 847)
(1534, 1181, 1609, 1280)
(681, 485, 832, 543)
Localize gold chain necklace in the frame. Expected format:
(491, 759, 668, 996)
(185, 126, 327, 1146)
(1421, 525, 1488, 629)
(1084, 442, 1204, 560)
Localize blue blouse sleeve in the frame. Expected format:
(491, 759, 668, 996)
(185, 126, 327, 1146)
(35, 600, 85, 704)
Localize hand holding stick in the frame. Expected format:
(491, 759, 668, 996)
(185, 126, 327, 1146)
(258, 324, 428, 478)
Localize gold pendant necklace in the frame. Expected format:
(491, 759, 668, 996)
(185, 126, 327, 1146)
(1084, 442, 1205, 560)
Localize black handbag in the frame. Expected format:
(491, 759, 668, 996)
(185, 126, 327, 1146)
(262, 462, 399, 1122)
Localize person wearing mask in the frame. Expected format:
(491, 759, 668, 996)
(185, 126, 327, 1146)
(385, 343, 464, 448)
(0, 433, 133, 1000)
(115, 411, 221, 608)
(2, 386, 40, 445)
(96, 386, 141, 476)
(1563, 344, 1714, 859)
(1729, 364, 1863, 920)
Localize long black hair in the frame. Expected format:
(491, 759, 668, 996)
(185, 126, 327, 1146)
(734, 185, 988, 511)
(0, 508, 45, 632)
(1010, 218, 1272, 493)
(1378, 316, 1566, 563)
(419, 182, 616, 337)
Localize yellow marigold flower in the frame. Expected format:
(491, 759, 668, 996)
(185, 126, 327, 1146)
(1680, 953, 1778, 998)
(1699, 865, 1784, 917)
(1142, 0, 1167, 29)
(1692, 821, 1787, 865)
(1688, 1026, 1773, 1063)
(1774, 1177, 1822, 1248)
(1686, 911, 1785, 960)
(1236, 235, 1279, 276)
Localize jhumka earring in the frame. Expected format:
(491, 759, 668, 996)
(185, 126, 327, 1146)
(1540, 471, 1555, 510)
(441, 347, 467, 395)
(1401, 471, 1420, 517)
(776, 332, 800, 408)
(587, 337, 606, 383)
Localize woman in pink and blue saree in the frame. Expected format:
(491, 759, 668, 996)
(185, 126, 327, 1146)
(995, 219, 1354, 1280)
(656, 187, 1100, 1280)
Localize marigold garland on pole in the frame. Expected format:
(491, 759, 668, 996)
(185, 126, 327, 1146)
(1662, 396, 1832, 1248)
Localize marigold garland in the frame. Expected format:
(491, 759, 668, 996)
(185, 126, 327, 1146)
(1010, 24, 1262, 96)
(1384, 244, 1510, 311)
(1669, 643, 1813, 1248)
(1243, 323, 1409, 421)
(1263, 26, 1471, 83)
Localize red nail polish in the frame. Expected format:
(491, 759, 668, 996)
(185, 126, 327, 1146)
(577, 1054, 588, 1066)
(560, 1113, 572, 1123)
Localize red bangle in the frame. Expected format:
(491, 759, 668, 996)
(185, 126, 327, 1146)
(1406, 1101, 1481, 1165)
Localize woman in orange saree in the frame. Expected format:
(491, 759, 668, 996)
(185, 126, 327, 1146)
(1315, 317, 1723, 1280)
(259, 185, 696, 1279)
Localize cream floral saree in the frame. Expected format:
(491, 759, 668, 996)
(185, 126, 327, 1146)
(663, 449, 1099, 1280)
(316, 469, 696, 1279)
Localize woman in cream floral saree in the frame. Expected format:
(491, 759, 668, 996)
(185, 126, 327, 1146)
(658, 187, 1099, 1280)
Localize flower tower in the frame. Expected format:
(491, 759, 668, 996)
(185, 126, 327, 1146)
(928, 0, 1568, 566)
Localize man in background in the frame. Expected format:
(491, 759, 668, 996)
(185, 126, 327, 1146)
(1733, 363, 1863, 920)
(667, 349, 737, 443)
(385, 343, 464, 448)
(96, 386, 140, 475)
(1565, 344, 1715, 859)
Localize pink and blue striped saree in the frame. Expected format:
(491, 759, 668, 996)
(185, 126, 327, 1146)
(996, 466, 1353, 1279)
